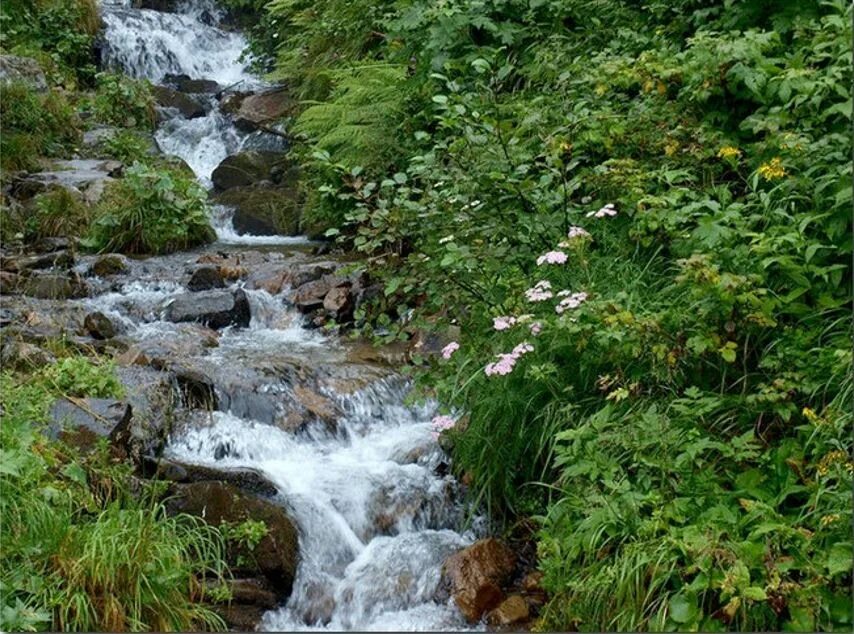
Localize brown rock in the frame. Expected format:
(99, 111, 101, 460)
(84, 311, 117, 339)
(293, 385, 338, 422)
(486, 594, 530, 627)
(234, 87, 292, 131)
(91, 253, 129, 277)
(0, 271, 18, 293)
(292, 275, 346, 312)
(166, 481, 299, 595)
(322, 285, 352, 319)
(442, 538, 516, 623)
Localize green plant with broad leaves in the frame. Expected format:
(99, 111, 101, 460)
(86, 163, 215, 255)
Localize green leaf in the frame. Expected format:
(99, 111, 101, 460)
(742, 586, 767, 601)
(826, 542, 852, 576)
(669, 592, 700, 624)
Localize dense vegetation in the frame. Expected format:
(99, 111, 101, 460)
(238, 0, 853, 630)
(0, 355, 227, 632)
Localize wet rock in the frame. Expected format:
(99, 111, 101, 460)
(215, 184, 301, 236)
(11, 159, 120, 206)
(220, 90, 250, 115)
(293, 385, 338, 423)
(164, 288, 251, 329)
(0, 340, 55, 371)
(187, 265, 224, 291)
(171, 364, 218, 410)
(90, 253, 129, 277)
(0, 271, 18, 293)
(134, 0, 178, 11)
(84, 311, 117, 339)
(166, 481, 300, 594)
(163, 74, 221, 94)
(152, 85, 206, 118)
(322, 285, 353, 321)
(442, 538, 516, 623)
(1, 251, 73, 272)
(48, 398, 132, 454)
(211, 151, 281, 191)
(0, 55, 47, 92)
(115, 344, 151, 367)
(20, 272, 89, 299)
(216, 605, 267, 631)
(142, 457, 279, 497)
(233, 86, 292, 131)
(486, 594, 530, 627)
(292, 275, 347, 312)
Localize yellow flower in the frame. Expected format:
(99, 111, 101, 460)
(820, 514, 841, 527)
(758, 157, 787, 180)
(717, 145, 742, 160)
(664, 141, 679, 156)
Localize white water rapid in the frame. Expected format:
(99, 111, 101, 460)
(94, 2, 482, 630)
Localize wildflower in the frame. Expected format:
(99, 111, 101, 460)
(484, 341, 534, 377)
(431, 414, 457, 439)
(536, 250, 568, 266)
(530, 321, 543, 336)
(717, 146, 742, 160)
(438, 235, 455, 244)
(556, 291, 588, 313)
(493, 316, 516, 331)
(525, 280, 553, 302)
(441, 341, 460, 359)
(820, 514, 841, 528)
(586, 203, 617, 218)
(758, 157, 787, 181)
(559, 226, 591, 247)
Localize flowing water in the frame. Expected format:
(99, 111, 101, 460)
(95, 1, 479, 629)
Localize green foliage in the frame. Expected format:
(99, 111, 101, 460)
(0, 359, 228, 632)
(102, 130, 153, 164)
(0, 82, 81, 172)
(22, 187, 90, 241)
(221, 519, 269, 568)
(0, 0, 99, 87)
(90, 72, 156, 130)
(41, 357, 124, 399)
(87, 163, 215, 255)
(246, 0, 853, 629)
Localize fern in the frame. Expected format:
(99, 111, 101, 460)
(294, 64, 406, 169)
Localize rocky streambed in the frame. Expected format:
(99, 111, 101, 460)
(0, 241, 542, 630)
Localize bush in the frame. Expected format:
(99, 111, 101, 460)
(90, 72, 156, 130)
(87, 163, 215, 255)
(0, 0, 98, 87)
(21, 187, 91, 241)
(0, 358, 228, 632)
(247, 0, 853, 630)
(0, 83, 81, 172)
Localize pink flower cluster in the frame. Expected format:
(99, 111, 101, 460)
(525, 280, 553, 302)
(441, 341, 460, 359)
(493, 316, 517, 331)
(587, 203, 617, 218)
(485, 342, 534, 377)
(555, 291, 588, 313)
(536, 250, 568, 266)
(431, 414, 457, 439)
(559, 226, 591, 247)
(530, 321, 543, 335)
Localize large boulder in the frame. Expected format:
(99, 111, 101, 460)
(19, 272, 89, 299)
(11, 159, 121, 206)
(83, 310, 118, 339)
(233, 87, 292, 131)
(49, 398, 132, 454)
(151, 85, 206, 118)
(214, 185, 300, 236)
(187, 265, 224, 291)
(90, 253, 129, 277)
(164, 288, 251, 329)
(210, 151, 283, 191)
(442, 538, 516, 623)
(165, 481, 299, 594)
(163, 74, 221, 94)
(0, 55, 47, 92)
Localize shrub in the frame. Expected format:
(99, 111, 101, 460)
(0, 0, 98, 87)
(91, 72, 156, 130)
(0, 82, 81, 172)
(22, 187, 90, 241)
(87, 163, 215, 255)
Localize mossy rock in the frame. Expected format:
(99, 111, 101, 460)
(214, 184, 301, 236)
(211, 150, 286, 191)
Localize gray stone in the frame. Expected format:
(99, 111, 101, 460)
(187, 265, 224, 291)
(84, 311, 117, 339)
(0, 55, 47, 92)
(152, 85, 206, 118)
(164, 288, 251, 329)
